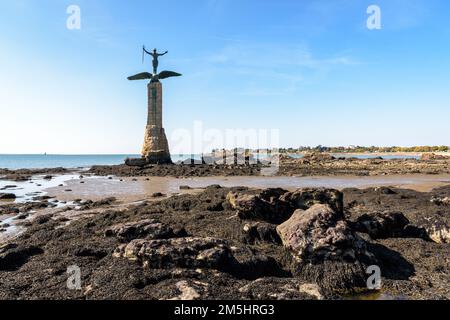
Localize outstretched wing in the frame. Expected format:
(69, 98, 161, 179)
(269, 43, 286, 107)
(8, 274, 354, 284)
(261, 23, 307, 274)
(127, 72, 153, 81)
(158, 71, 182, 79)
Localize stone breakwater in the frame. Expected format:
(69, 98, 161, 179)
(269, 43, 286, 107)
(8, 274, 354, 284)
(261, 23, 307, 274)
(0, 185, 448, 299)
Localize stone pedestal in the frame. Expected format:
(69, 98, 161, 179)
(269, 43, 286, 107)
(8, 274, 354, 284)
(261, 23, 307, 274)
(141, 82, 172, 164)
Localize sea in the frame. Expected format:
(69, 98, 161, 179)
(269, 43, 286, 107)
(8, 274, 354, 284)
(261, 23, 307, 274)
(0, 153, 421, 170)
(0, 154, 191, 170)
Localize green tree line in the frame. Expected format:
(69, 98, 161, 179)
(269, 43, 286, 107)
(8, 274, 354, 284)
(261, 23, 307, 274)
(280, 146, 449, 153)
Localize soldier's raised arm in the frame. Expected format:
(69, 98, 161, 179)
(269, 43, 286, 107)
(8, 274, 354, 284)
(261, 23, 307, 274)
(143, 46, 152, 55)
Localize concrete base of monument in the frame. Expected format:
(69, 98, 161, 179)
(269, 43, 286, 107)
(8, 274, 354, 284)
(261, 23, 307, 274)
(137, 126, 172, 165)
(124, 157, 148, 167)
(145, 151, 173, 165)
(125, 153, 173, 167)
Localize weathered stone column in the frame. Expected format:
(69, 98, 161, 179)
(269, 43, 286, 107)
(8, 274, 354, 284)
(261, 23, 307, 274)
(141, 82, 172, 164)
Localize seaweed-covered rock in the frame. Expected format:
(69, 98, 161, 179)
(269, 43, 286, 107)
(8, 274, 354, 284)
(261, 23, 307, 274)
(151, 192, 165, 198)
(113, 236, 281, 280)
(78, 197, 117, 210)
(125, 157, 148, 167)
(426, 223, 450, 244)
(227, 188, 292, 224)
(420, 153, 449, 161)
(277, 204, 375, 293)
(0, 193, 16, 200)
(373, 186, 397, 195)
(430, 196, 450, 206)
(354, 211, 428, 240)
(241, 222, 281, 244)
(227, 188, 344, 224)
(355, 211, 408, 238)
(280, 188, 344, 215)
(277, 205, 367, 263)
(302, 152, 336, 162)
(113, 237, 231, 270)
(238, 278, 323, 300)
(105, 219, 178, 242)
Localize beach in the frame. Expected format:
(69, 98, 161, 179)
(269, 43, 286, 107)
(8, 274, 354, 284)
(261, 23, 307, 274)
(1, 154, 449, 300)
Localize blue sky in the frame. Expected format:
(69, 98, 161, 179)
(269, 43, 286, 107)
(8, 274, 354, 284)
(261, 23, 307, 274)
(0, 0, 449, 154)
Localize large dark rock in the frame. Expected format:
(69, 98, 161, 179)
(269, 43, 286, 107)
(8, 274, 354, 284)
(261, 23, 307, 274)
(113, 237, 231, 270)
(354, 211, 429, 240)
(105, 219, 178, 242)
(277, 205, 369, 263)
(78, 197, 117, 210)
(241, 222, 281, 244)
(0, 185, 17, 190)
(227, 188, 293, 224)
(277, 204, 376, 293)
(280, 188, 344, 215)
(373, 186, 397, 195)
(302, 153, 336, 161)
(0, 193, 16, 200)
(124, 157, 148, 167)
(227, 188, 344, 224)
(113, 236, 282, 280)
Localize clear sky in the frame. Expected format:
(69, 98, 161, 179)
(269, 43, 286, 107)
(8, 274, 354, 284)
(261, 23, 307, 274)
(0, 0, 449, 154)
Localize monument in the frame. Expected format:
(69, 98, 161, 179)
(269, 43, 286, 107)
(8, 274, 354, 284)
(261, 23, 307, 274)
(126, 46, 181, 165)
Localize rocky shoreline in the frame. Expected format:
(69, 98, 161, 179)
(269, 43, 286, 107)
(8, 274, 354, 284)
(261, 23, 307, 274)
(1, 154, 449, 181)
(84, 153, 450, 178)
(1, 184, 449, 300)
(278, 153, 450, 176)
(0, 167, 70, 181)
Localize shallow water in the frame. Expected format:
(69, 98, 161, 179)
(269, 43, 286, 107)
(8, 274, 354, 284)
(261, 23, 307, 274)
(39, 174, 450, 203)
(2, 173, 450, 205)
(0, 154, 140, 169)
(0, 154, 210, 169)
(0, 174, 81, 203)
(0, 214, 23, 238)
(0, 174, 97, 242)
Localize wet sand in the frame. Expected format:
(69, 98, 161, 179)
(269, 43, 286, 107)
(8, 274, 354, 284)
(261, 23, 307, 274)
(44, 174, 450, 203)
